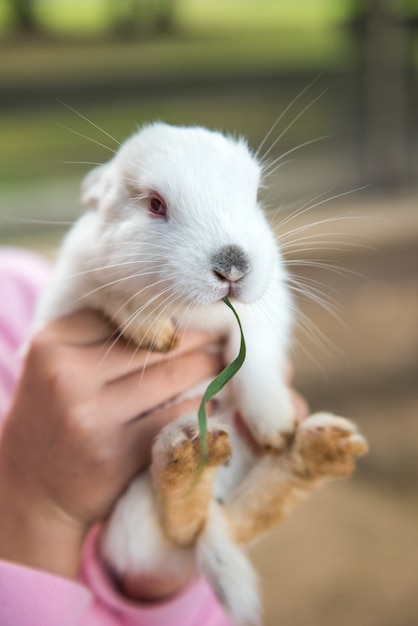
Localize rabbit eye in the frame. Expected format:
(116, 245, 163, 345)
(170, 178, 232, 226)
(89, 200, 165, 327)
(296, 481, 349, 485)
(148, 195, 167, 218)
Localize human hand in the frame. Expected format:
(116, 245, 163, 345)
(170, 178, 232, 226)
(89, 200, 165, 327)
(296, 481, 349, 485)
(286, 363, 309, 424)
(0, 310, 223, 579)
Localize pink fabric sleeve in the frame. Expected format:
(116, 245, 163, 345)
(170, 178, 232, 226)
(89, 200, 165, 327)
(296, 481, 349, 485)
(0, 532, 232, 626)
(79, 527, 232, 626)
(0, 560, 93, 626)
(0, 247, 97, 626)
(0, 246, 51, 420)
(0, 247, 233, 626)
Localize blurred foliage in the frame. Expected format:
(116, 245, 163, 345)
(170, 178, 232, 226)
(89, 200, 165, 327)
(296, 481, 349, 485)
(1, 0, 418, 38)
(0, 89, 334, 187)
(0, 1, 356, 189)
(0, 0, 356, 37)
(0, 0, 416, 204)
(0, 31, 350, 88)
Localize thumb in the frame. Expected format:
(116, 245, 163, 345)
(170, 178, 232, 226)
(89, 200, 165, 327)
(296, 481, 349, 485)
(122, 397, 202, 475)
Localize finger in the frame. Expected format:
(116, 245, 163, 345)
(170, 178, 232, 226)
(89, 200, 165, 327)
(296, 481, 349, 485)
(283, 364, 309, 421)
(44, 310, 114, 345)
(44, 309, 222, 381)
(291, 389, 310, 423)
(122, 397, 204, 472)
(283, 362, 294, 385)
(47, 309, 221, 352)
(102, 351, 223, 422)
(89, 331, 222, 383)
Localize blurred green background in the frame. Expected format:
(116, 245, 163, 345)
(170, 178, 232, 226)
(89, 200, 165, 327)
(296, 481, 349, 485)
(1, 2, 417, 625)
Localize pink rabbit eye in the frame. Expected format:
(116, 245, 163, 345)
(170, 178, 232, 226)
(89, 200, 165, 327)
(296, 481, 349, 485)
(149, 195, 167, 218)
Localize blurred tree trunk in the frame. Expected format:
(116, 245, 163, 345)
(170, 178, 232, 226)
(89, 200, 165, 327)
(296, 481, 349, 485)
(363, 0, 409, 189)
(110, 0, 176, 37)
(133, 0, 177, 34)
(8, 0, 38, 34)
(347, 0, 417, 188)
(153, 0, 176, 33)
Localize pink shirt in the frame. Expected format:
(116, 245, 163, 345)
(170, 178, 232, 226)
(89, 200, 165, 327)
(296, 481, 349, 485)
(0, 247, 231, 626)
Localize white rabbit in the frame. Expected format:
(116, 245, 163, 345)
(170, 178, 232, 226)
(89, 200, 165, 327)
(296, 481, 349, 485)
(35, 123, 368, 626)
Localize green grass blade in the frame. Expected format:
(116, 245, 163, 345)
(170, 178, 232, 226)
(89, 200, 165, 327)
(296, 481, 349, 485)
(197, 296, 247, 465)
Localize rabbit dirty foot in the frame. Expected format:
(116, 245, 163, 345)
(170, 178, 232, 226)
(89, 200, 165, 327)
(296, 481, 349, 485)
(109, 302, 179, 353)
(225, 413, 368, 547)
(290, 413, 369, 481)
(151, 416, 232, 546)
(128, 317, 178, 353)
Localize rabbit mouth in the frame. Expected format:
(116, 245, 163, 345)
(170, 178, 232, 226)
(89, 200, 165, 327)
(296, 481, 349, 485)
(212, 281, 244, 303)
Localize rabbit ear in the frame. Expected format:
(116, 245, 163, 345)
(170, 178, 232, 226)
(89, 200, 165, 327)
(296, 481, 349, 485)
(81, 163, 110, 209)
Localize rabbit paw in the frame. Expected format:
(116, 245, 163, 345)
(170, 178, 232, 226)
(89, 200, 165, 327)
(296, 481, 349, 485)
(152, 415, 232, 488)
(290, 413, 368, 481)
(151, 416, 232, 546)
(127, 317, 178, 352)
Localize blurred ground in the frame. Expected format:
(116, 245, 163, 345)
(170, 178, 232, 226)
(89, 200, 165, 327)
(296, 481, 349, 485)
(253, 192, 418, 626)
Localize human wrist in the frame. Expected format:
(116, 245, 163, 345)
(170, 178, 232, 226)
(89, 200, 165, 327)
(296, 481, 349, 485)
(119, 569, 194, 602)
(0, 454, 86, 579)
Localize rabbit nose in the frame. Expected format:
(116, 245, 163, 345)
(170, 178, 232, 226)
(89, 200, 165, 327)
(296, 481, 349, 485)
(211, 245, 250, 282)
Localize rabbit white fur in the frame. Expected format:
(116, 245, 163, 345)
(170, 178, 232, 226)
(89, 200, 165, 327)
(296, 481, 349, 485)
(35, 123, 368, 626)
